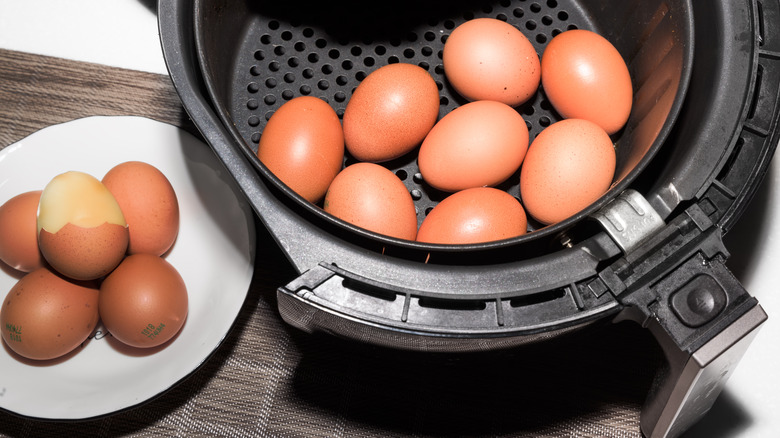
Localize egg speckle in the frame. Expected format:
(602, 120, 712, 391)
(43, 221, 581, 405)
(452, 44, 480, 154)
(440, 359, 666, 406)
(99, 254, 188, 349)
(257, 96, 344, 203)
(541, 29, 633, 135)
(0, 267, 99, 361)
(418, 100, 529, 192)
(520, 119, 616, 224)
(343, 63, 439, 163)
(102, 161, 180, 256)
(324, 163, 418, 240)
(417, 187, 527, 244)
(443, 18, 541, 107)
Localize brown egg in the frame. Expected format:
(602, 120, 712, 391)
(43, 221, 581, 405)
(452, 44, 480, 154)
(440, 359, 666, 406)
(343, 63, 440, 163)
(323, 163, 418, 240)
(37, 171, 128, 280)
(541, 29, 633, 135)
(0, 191, 44, 272)
(39, 223, 128, 281)
(1, 267, 99, 360)
(418, 100, 529, 192)
(102, 161, 180, 256)
(99, 254, 188, 348)
(520, 119, 616, 225)
(257, 96, 344, 203)
(443, 18, 541, 107)
(417, 187, 527, 244)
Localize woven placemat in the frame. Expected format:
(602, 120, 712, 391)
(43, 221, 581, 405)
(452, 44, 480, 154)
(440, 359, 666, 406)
(0, 49, 661, 437)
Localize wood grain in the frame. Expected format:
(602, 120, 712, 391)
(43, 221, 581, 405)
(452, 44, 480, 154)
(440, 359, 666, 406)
(0, 48, 196, 149)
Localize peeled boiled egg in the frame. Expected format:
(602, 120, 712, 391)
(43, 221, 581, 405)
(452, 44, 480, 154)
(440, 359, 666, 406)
(258, 96, 344, 203)
(323, 163, 418, 240)
(541, 29, 633, 135)
(99, 253, 188, 348)
(343, 63, 440, 162)
(1, 267, 99, 360)
(37, 171, 128, 281)
(102, 161, 179, 256)
(0, 191, 44, 272)
(443, 18, 541, 107)
(418, 100, 529, 192)
(520, 119, 616, 225)
(417, 187, 527, 244)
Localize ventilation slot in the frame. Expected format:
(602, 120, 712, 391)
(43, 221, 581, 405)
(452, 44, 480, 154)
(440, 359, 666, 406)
(758, 1, 765, 46)
(748, 63, 765, 121)
(342, 278, 397, 302)
(509, 288, 567, 307)
(418, 297, 487, 311)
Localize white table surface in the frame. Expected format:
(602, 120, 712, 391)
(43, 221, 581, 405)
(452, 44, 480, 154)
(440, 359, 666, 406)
(0, 0, 168, 76)
(0, 1, 777, 437)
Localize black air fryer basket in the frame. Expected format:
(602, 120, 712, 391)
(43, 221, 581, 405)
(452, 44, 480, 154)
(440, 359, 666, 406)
(159, 0, 780, 436)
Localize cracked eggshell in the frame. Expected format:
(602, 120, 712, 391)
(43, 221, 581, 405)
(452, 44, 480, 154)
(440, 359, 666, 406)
(37, 171, 128, 281)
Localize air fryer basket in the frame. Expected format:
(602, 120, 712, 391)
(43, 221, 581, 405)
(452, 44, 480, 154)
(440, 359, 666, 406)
(186, 0, 696, 347)
(159, 0, 780, 436)
(194, 0, 692, 247)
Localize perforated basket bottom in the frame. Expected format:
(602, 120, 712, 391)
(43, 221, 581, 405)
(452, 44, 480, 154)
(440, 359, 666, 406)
(227, 0, 595, 230)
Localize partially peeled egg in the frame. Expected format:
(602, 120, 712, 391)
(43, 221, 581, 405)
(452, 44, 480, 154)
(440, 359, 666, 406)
(37, 171, 129, 280)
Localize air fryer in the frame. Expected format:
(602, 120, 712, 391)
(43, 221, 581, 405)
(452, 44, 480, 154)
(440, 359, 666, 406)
(158, 0, 780, 436)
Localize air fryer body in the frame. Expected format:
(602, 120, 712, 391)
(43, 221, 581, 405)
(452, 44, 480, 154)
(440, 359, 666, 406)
(159, 0, 780, 436)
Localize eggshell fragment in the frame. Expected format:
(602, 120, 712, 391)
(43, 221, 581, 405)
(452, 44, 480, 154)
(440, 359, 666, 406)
(324, 163, 418, 240)
(443, 18, 541, 107)
(343, 63, 440, 163)
(37, 171, 128, 280)
(1, 267, 99, 361)
(541, 29, 633, 135)
(418, 100, 529, 192)
(0, 191, 44, 272)
(102, 161, 180, 256)
(520, 119, 616, 225)
(258, 96, 344, 203)
(99, 254, 188, 349)
(417, 187, 527, 244)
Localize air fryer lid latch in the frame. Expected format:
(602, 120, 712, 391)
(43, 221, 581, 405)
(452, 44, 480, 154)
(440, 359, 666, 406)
(592, 189, 666, 254)
(592, 199, 766, 437)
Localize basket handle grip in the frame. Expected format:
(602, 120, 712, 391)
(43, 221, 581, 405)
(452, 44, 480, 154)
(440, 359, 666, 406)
(640, 297, 765, 437)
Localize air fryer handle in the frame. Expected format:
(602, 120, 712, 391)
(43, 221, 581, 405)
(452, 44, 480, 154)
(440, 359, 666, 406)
(596, 198, 768, 437)
(641, 300, 766, 438)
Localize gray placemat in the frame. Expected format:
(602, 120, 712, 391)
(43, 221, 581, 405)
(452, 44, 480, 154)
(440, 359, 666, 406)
(0, 49, 659, 437)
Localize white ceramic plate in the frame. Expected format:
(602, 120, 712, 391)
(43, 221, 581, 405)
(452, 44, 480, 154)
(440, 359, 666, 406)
(0, 116, 256, 420)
